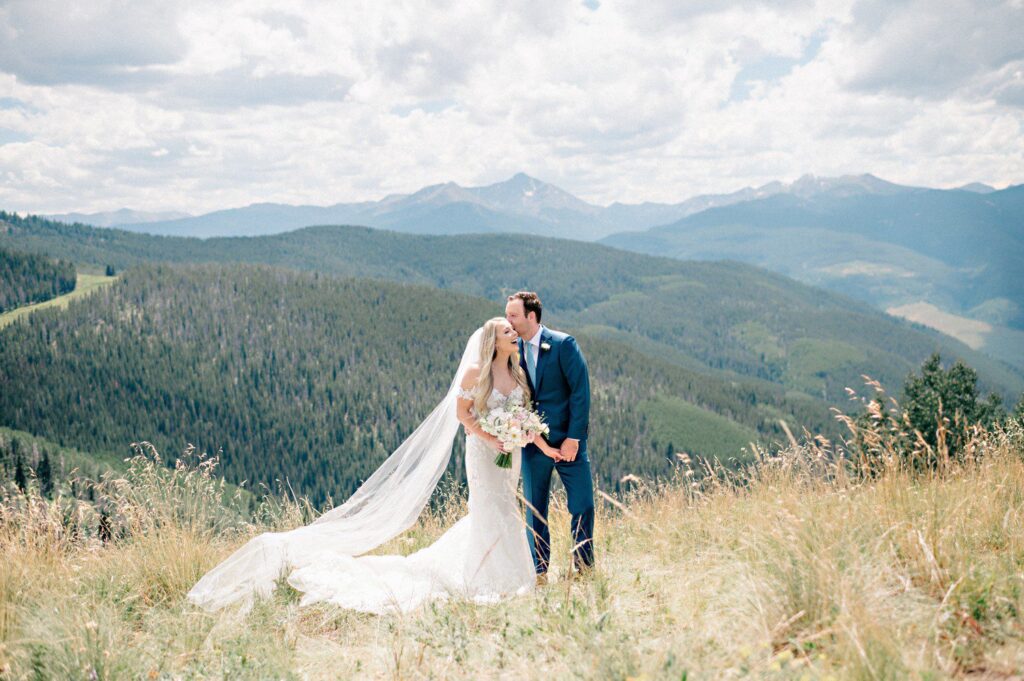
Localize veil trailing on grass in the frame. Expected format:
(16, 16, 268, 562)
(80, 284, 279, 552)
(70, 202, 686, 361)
(186, 328, 483, 612)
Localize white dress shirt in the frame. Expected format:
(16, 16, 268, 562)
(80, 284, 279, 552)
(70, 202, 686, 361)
(523, 325, 544, 364)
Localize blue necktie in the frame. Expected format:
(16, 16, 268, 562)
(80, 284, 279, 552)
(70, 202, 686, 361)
(526, 341, 537, 386)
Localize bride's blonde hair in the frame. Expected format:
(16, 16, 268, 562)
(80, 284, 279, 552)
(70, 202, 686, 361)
(473, 317, 531, 415)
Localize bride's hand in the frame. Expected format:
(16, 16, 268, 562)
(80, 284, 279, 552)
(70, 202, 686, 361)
(543, 448, 563, 462)
(533, 435, 562, 461)
(528, 433, 559, 460)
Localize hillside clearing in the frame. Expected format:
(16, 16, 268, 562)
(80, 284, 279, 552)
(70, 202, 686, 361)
(0, 272, 117, 330)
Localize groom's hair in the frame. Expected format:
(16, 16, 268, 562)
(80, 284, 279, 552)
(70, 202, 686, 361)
(509, 291, 542, 322)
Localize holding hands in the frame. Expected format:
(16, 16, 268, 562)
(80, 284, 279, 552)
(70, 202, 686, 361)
(529, 432, 570, 462)
(559, 438, 579, 462)
(485, 432, 568, 462)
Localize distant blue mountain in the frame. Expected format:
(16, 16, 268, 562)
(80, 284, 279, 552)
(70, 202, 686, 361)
(602, 183, 1024, 352)
(44, 208, 191, 227)
(62, 172, 929, 241)
(958, 182, 996, 193)
(100, 174, 612, 239)
(46, 171, 1021, 359)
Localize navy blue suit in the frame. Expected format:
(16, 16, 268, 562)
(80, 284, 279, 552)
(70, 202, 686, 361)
(520, 326, 595, 574)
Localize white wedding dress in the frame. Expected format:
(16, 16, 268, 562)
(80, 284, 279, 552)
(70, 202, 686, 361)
(187, 328, 535, 614)
(286, 386, 535, 612)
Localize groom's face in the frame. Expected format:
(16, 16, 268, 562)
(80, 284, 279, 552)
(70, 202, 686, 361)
(505, 299, 535, 337)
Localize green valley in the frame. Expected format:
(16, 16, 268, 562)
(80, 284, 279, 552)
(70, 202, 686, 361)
(3, 212, 1019, 404)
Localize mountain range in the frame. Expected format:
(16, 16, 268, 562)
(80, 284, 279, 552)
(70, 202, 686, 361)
(44, 208, 191, 227)
(601, 184, 1024, 366)
(3, 211, 1021, 403)
(3, 204, 1022, 504)
(44, 172, 970, 242)
(42, 172, 1023, 363)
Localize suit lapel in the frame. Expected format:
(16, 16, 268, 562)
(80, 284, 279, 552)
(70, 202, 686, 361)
(534, 327, 551, 392)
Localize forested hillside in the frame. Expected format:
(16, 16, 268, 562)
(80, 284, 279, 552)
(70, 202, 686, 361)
(0, 244, 75, 313)
(0, 264, 831, 505)
(2, 211, 1019, 403)
(0, 427, 119, 499)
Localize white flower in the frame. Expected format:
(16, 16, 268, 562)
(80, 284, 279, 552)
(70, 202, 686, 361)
(479, 404, 549, 451)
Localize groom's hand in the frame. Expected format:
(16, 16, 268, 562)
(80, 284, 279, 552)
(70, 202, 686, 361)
(560, 438, 579, 462)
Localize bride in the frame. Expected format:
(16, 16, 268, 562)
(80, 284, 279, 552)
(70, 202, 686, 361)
(187, 317, 561, 614)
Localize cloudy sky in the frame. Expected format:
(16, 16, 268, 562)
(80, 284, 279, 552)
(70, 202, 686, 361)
(1, 0, 1022, 214)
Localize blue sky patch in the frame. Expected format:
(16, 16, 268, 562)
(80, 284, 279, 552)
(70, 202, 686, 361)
(0, 128, 31, 145)
(728, 30, 825, 104)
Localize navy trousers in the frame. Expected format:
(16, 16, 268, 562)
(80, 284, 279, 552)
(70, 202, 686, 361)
(521, 444, 595, 574)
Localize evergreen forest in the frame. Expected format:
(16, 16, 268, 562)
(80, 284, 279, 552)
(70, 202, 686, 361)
(0, 263, 833, 505)
(0, 244, 76, 313)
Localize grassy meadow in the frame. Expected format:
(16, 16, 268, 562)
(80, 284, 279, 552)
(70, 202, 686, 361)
(2, 416, 1023, 679)
(0, 273, 117, 331)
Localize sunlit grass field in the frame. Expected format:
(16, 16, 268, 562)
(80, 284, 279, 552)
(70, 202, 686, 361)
(2, 419, 1023, 679)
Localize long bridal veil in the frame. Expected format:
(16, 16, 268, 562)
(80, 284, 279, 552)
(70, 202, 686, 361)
(186, 327, 484, 612)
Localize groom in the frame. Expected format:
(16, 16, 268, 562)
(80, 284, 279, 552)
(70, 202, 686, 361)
(505, 291, 594, 582)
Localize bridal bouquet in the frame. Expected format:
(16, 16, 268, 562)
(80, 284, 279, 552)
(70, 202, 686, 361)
(479, 405, 549, 468)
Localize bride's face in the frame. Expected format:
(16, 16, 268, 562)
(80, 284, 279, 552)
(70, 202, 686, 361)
(495, 321, 519, 354)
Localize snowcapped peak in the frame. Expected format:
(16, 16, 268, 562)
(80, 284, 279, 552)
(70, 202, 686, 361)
(465, 172, 601, 215)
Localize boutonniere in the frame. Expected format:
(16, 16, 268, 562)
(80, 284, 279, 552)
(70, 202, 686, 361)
(540, 342, 551, 352)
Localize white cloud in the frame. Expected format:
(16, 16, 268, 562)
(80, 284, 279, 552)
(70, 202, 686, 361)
(843, 0, 1024, 97)
(0, 0, 186, 86)
(0, 0, 1021, 213)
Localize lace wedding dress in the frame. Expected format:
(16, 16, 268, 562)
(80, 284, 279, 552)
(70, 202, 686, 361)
(187, 328, 535, 614)
(286, 386, 535, 612)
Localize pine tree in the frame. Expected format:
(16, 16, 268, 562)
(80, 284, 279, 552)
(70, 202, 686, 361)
(14, 452, 27, 492)
(902, 353, 1005, 460)
(38, 451, 53, 497)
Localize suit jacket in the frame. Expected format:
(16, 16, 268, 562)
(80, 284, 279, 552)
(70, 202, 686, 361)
(520, 326, 590, 448)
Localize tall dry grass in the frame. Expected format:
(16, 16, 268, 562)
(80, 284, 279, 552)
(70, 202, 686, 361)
(1, 407, 1023, 679)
